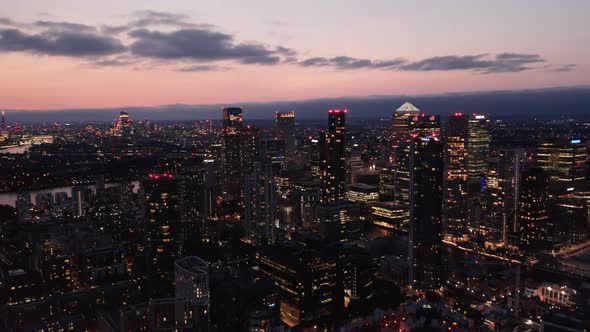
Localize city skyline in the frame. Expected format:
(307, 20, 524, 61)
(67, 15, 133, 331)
(1, 2, 590, 331)
(1, 0, 589, 109)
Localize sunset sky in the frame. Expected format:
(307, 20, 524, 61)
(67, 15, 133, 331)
(1, 0, 588, 110)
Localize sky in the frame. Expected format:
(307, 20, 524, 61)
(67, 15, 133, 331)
(0, 0, 588, 110)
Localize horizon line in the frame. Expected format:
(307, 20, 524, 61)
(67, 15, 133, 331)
(3, 84, 590, 113)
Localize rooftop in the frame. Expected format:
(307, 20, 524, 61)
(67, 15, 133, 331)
(395, 101, 420, 113)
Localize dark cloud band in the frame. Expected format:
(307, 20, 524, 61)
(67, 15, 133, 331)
(0, 28, 125, 56)
(0, 13, 572, 74)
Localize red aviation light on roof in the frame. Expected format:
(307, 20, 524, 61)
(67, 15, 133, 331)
(148, 173, 174, 180)
(329, 109, 348, 114)
(453, 112, 464, 117)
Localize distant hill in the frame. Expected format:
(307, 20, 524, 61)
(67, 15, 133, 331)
(5, 86, 590, 123)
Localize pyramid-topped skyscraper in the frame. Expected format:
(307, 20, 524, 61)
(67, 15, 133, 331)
(395, 101, 421, 114)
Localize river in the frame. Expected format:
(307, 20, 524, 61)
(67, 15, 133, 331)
(0, 136, 55, 154)
(0, 144, 33, 154)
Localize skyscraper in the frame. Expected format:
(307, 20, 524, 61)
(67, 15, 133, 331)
(378, 166, 395, 201)
(0, 111, 6, 139)
(243, 159, 278, 245)
(317, 200, 362, 243)
(391, 102, 421, 152)
(393, 142, 411, 208)
(538, 138, 587, 184)
(174, 256, 210, 331)
(16, 191, 32, 223)
(142, 173, 182, 296)
(519, 167, 550, 253)
(179, 167, 207, 250)
(222, 107, 243, 129)
(175, 256, 209, 303)
(115, 110, 133, 136)
(483, 148, 525, 245)
(407, 137, 444, 290)
(258, 242, 339, 327)
(466, 113, 490, 234)
(320, 109, 347, 203)
(443, 113, 469, 241)
(467, 113, 491, 185)
(221, 107, 244, 203)
(498, 149, 525, 235)
(275, 111, 295, 158)
(548, 197, 588, 249)
(392, 111, 441, 221)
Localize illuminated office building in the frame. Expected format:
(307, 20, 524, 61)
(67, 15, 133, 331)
(257, 242, 339, 327)
(548, 197, 588, 248)
(483, 149, 526, 245)
(391, 102, 421, 151)
(320, 109, 347, 203)
(406, 137, 443, 290)
(467, 113, 491, 185)
(35, 240, 73, 295)
(222, 106, 243, 128)
(537, 284, 577, 308)
(498, 149, 526, 235)
(293, 181, 321, 229)
(179, 168, 208, 250)
(243, 159, 278, 245)
(443, 112, 469, 241)
(393, 111, 440, 213)
(370, 202, 409, 233)
(442, 113, 490, 239)
(537, 138, 587, 184)
(142, 173, 182, 296)
(391, 102, 440, 157)
(483, 157, 504, 244)
(566, 182, 590, 230)
(345, 183, 379, 203)
(407, 113, 441, 138)
(0, 110, 7, 139)
(379, 166, 395, 201)
(221, 107, 244, 202)
(115, 110, 133, 136)
(241, 124, 260, 178)
(317, 200, 362, 243)
(465, 114, 490, 234)
(393, 142, 411, 208)
(275, 111, 296, 158)
(5, 269, 43, 307)
(341, 248, 374, 308)
(259, 132, 286, 172)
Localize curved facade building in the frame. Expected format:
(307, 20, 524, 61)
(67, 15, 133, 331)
(174, 256, 209, 304)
